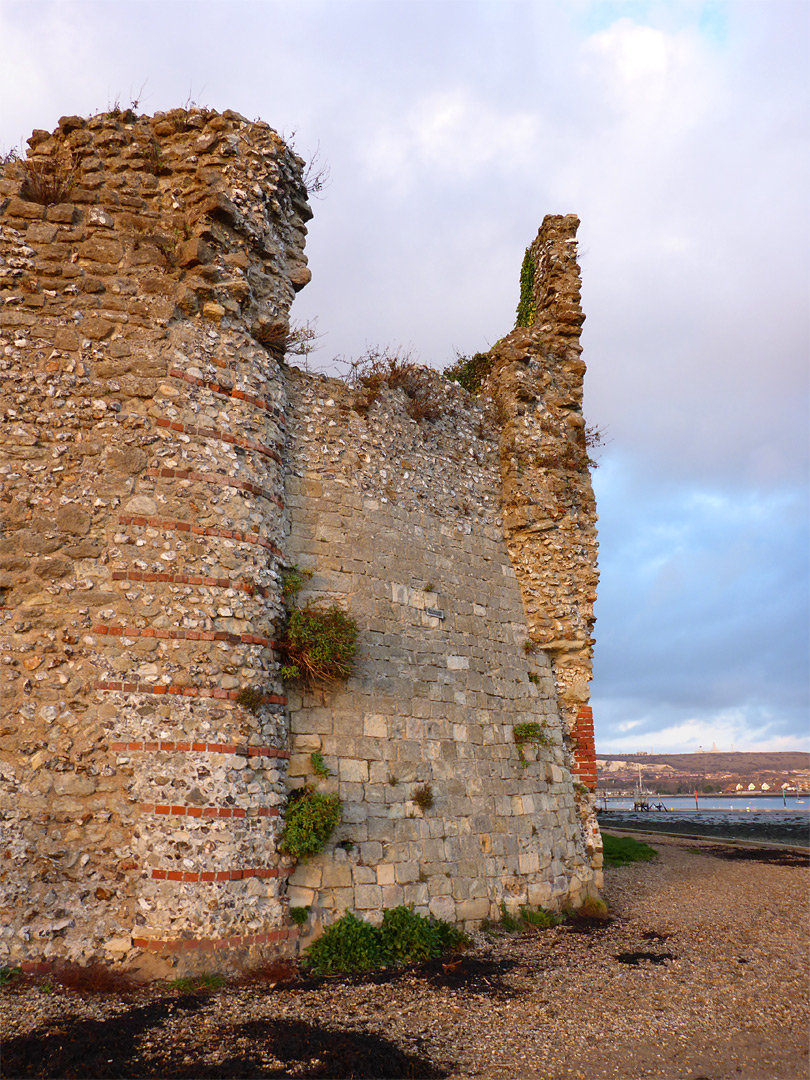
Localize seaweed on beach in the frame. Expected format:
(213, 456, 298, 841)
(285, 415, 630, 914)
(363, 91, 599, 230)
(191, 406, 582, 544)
(696, 845, 809, 867)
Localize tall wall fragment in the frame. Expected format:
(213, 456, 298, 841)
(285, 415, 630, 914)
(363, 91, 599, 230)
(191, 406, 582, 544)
(485, 214, 601, 856)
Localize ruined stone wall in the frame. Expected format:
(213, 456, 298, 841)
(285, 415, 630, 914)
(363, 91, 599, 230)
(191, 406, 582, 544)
(0, 109, 600, 975)
(0, 108, 310, 974)
(282, 368, 598, 932)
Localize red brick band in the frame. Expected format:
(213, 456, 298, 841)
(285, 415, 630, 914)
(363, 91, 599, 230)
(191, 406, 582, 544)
(132, 926, 297, 952)
(110, 740, 289, 758)
(154, 417, 282, 464)
(150, 866, 290, 882)
(94, 681, 287, 705)
(110, 569, 270, 597)
(140, 804, 279, 819)
(117, 515, 283, 557)
(144, 467, 284, 509)
(573, 705, 597, 791)
(93, 624, 274, 647)
(168, 367, 286, 425)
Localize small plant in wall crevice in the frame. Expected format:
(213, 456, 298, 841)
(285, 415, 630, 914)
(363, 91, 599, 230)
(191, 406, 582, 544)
(310, 750, 331, 778)
(513, 721, 550, 766)
(412, 784, 434, 812)
(236, 686, 264, 715)
(279, 786, 342, 861)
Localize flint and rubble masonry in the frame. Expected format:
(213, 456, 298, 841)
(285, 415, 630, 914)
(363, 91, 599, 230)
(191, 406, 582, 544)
(0, 108, 600, 976)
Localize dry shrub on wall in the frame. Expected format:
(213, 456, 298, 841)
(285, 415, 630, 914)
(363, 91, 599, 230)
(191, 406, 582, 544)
(18, 151, 76, 205)
(348, 349, 443, 422)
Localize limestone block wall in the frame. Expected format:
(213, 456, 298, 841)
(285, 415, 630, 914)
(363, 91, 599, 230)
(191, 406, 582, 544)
(283, 364, 600, 931)
(0, 109, 310, 974)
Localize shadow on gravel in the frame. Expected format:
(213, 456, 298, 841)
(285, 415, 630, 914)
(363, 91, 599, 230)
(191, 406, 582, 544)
(0, 1007, 448, 1080)
(0, 994, 204, 1079)
(695, 845, 809, 867)
(615, 951, 676, 966)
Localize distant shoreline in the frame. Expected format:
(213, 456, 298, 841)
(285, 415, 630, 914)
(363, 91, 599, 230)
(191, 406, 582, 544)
(597, 808, 810, 848)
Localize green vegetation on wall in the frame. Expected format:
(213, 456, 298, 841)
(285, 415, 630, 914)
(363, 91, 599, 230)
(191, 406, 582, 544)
(443, 350, 495, 395)
(279, 602, 358, 685)
(515, 247, 537, 327)
(279, 787, 342, 861)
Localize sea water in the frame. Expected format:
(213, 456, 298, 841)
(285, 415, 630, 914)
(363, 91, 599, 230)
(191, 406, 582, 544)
(596, 794, 810, 846)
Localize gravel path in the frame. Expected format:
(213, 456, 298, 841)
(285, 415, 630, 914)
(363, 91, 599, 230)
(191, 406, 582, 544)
(2, 832, 807, 1080)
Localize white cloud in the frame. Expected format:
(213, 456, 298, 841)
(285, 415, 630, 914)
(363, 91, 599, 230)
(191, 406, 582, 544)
(359, 87, 540, 196)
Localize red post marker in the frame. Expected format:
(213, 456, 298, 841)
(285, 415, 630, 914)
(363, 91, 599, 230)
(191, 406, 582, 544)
(694, 789, 699, 809)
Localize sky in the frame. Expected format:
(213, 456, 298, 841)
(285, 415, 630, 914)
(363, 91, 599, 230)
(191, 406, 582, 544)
(1, 0, 807, 753)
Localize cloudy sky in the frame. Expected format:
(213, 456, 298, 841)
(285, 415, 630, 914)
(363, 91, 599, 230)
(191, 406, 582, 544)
(2, 0, 807, 753)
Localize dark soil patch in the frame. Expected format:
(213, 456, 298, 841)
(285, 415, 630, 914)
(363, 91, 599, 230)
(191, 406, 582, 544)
(0, 1006, 448, 1079)
(615, 951, 676, 966)
(696, 845, 810, 867)
(560, 915, 613, 934)
(415, 954, 519, 994)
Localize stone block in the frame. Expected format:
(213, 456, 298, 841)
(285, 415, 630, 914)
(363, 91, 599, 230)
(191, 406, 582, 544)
(359, 841, 383, 864)
(288, 864, 322, 889)
(286, 886, 315, 907)
(381, 884, 404, 907)
(338, 758, 369, 784)
(458, 897, 492, 922)
(428, 895, 456, 921)
(376, 863, 395, 886)
(352, 865, 376, 885)
(321, 863, 352, 888)
(354, 884, 382, 909)
(363, 713, 388, 738)
(446, 655, 469, 671)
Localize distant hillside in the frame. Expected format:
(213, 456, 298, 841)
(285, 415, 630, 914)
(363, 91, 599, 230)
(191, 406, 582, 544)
(596, 751, 809, 776)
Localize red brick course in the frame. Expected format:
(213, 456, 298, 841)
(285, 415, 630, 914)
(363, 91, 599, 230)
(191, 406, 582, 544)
(109, 740, 289, 758)
(117, 515, 283, 557)
(93, 682, 287, 705)
(139, 804, 279, 818)
(151, 866, 290, 882)
(154, 417, 282, 463)
(93, 624, 275, 647)
(144, 467, 284, 509)
(572, 705, 597, 790)
(168, 367, 286, 425)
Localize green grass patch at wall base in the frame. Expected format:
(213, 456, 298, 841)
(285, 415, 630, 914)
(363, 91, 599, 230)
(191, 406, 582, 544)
(601, 833, 658, 867)
(304, 907, 469, 975)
